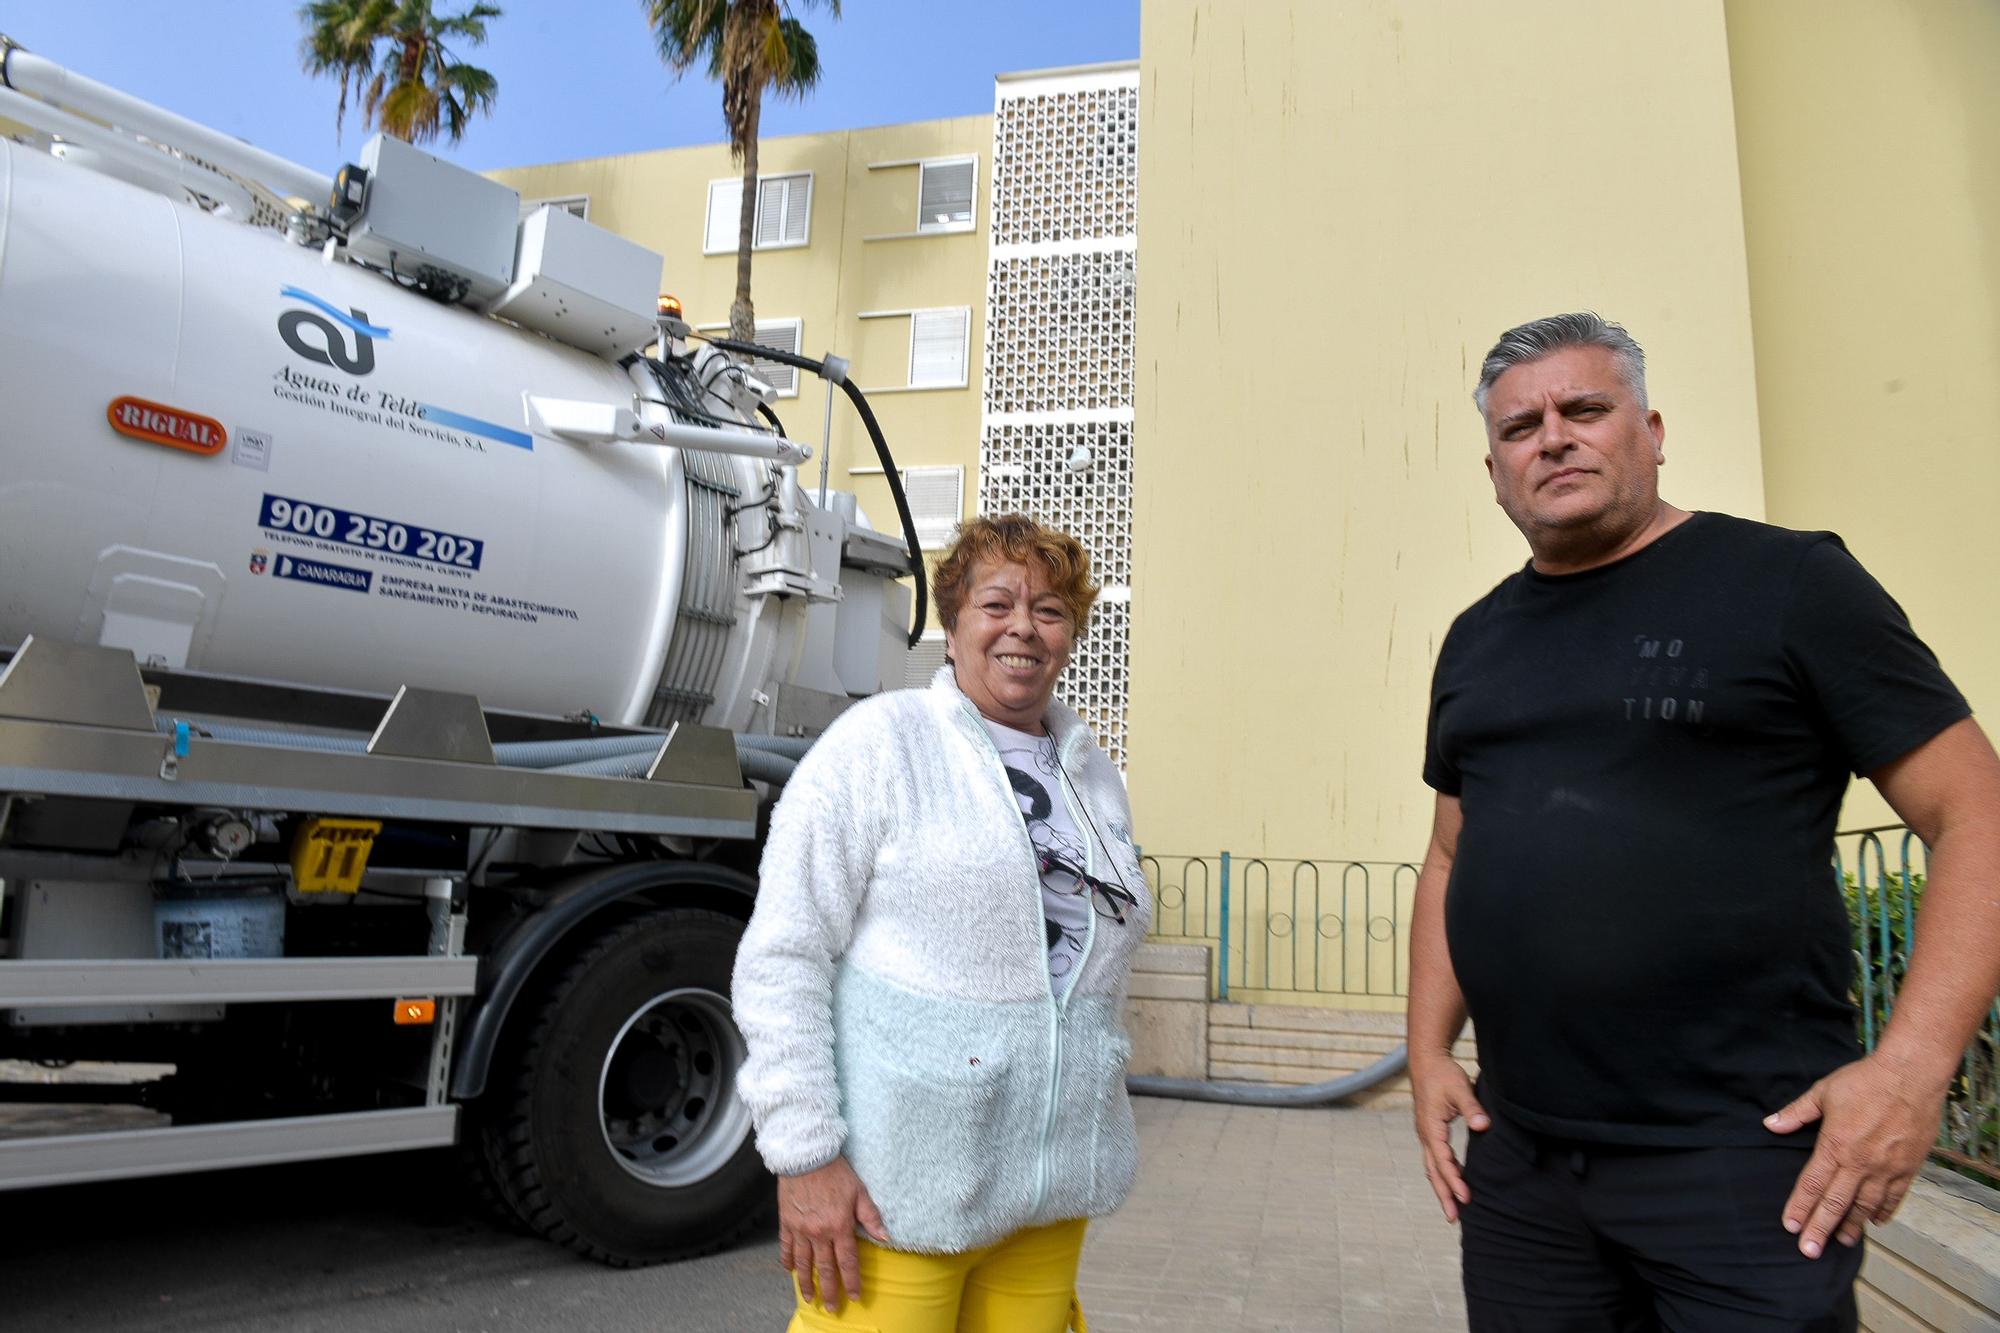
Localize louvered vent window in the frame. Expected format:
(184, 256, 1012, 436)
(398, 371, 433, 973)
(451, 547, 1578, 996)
(742, 320, 801, 395)
(917, 157, 976, 231)
(704, 173, 812, 253)
(904, 632, 948, 689)
(909, 308, 970, 388)
(757, 174, 812, 247)
(901, 466, 964, 550)
(699, 318, 802, 397)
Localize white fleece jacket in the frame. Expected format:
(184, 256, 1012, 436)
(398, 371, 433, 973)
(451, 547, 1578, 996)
(733, 668, 1149, 1253)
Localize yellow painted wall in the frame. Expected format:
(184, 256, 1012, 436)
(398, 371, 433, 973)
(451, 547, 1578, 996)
(1726, 0, 2000, 829)
(489, 116, 992, 627)
(1128, 0, 1768, 865)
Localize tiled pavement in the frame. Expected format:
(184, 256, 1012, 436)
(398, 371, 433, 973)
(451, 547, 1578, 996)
(1079, 1099, 1469, 1333)
(0, 1086, 1468, 1332)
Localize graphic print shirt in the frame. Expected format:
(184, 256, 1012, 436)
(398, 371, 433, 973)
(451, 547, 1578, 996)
(983, 719, 1094, 998)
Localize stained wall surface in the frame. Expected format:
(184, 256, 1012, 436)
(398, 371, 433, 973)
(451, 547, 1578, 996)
(1727, 0, 2000, 827)
(1128, 0, 1766, 862)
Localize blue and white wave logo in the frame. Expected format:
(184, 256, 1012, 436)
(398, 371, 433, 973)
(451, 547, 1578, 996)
(278, 286, 390, 376)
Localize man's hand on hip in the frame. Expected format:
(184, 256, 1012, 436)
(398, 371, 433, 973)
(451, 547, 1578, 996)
(1764, 1050, 1950, 1257)
(1411, 1049, 1491, 1223)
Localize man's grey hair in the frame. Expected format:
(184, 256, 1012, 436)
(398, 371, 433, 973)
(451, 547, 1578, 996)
(1473, 312, 1648, 417)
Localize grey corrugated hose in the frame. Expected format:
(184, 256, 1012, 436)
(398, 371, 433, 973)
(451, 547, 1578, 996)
(1126, 1044, 1409, 1107)
(158, 716, 806, 787)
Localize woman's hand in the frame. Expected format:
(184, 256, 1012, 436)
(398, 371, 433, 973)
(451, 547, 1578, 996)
(778, 1155, 890, 1312)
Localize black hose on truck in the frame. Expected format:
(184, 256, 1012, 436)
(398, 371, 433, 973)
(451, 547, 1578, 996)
(707, 336, 928, 648)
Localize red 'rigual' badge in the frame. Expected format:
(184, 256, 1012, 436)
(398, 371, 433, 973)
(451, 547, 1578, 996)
(106, 396, 228, 456)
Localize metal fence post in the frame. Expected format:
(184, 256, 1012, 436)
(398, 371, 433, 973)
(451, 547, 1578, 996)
(1218, 850, 1231, 1001)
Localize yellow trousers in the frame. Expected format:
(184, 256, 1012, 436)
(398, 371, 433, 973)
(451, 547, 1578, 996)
(786, 1217, 1089, 1333)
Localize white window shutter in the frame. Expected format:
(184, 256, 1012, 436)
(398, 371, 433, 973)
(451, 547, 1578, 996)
(755, 177, 786, 248)
(747, 320, 801, 395)
(909, 308, 969, 388)
(903, 465, 964, 549)
(759, 320, 800, 356)
(918, 158, 975, 229)
(905, 632, 949, 689)
(781, 176, 811, 243)
(705, 179, 743, 253)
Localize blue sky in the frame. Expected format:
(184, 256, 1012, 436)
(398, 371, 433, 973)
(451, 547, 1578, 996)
(3, 1, 1137, 172)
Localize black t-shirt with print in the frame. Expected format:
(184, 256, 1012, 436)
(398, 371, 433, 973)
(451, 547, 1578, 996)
(1424, 512, 1970, 1146)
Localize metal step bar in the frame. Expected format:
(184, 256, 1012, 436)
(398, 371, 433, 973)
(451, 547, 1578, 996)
(0, 956, 478, 1008)
(0, 636, 756, 838)
(0, 1106, 458, 1189)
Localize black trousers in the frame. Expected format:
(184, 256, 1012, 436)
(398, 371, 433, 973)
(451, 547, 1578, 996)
(1460, 1113, 1863, 1332)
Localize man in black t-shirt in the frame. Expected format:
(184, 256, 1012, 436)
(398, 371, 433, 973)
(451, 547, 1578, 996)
(1410, 313, 2000, 1332)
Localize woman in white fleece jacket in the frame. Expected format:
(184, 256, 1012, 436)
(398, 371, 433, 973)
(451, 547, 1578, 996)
(734, 514, 1148, 1333)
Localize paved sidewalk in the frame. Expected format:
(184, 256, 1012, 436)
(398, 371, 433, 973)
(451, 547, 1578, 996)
(0, 1093, 1466, 1332)
(1079, 1099, 1468, 1333)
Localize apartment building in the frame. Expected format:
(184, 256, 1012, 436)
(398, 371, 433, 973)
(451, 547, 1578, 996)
(490, 63, 1143, 761)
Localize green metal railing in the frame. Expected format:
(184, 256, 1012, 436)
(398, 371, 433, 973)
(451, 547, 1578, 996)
(1145, 833, 1997, 1183)
(1141, 853, 1415, 1000)
(1836, 825, 2000, 1185)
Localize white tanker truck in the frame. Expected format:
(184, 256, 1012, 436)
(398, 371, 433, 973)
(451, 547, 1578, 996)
(0, 47, 931, 1265)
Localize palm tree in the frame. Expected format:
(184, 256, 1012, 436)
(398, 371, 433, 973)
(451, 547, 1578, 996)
(299, 0, 502, 148)
(644, 0, 837, 341)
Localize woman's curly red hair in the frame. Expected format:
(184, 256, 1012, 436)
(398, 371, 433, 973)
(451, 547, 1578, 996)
(932, 514, 1099, 636)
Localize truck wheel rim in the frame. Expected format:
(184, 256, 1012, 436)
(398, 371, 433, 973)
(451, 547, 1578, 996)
(597, 986, 752, 1188)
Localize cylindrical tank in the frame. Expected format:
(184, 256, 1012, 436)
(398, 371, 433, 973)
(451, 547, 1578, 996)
(0, 139, 690, 724)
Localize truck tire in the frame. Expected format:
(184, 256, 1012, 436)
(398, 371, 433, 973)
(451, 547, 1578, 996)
(455, 1101, 535, 1234)
(482, 906, 773, 1266)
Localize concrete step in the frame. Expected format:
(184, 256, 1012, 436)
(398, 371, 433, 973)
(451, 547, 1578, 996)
(1208, 1003, 1475, 1059)
(1210, 1002, 1406, 1035)
(1128, 971, 1208, 1002)
(1210, 1051, 1479, 1081)
(1209, 1045, 1386, 1073)
(1211, 1027, 1404, 1055)
(1131, 942, 1210, 976)
(1209, 1058, 1382, 1083)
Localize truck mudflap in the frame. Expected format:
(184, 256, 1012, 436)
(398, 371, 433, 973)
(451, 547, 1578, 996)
(450, 858, 757, 1101)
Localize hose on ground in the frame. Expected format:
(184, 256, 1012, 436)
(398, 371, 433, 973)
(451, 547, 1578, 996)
(1126, 1044, 1409, 1107)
